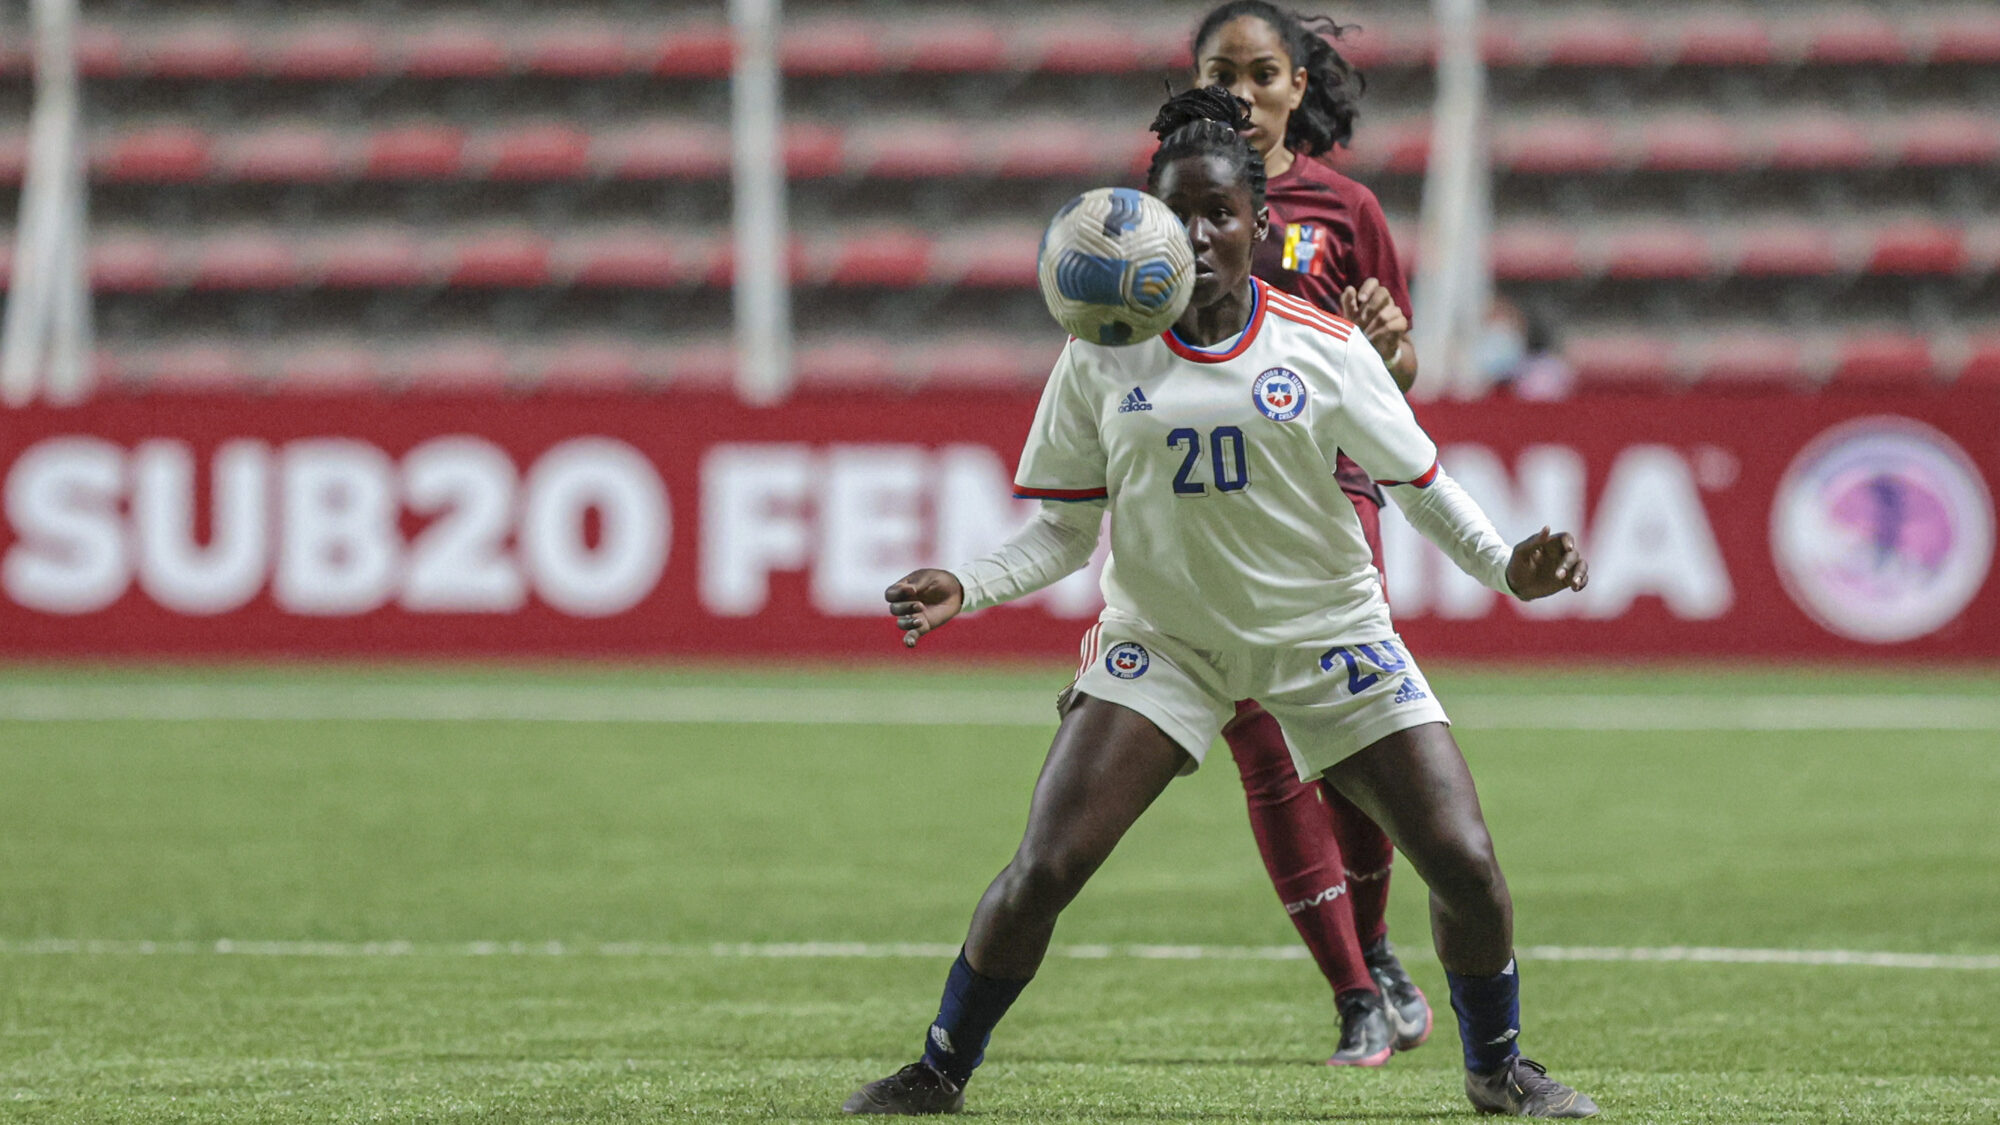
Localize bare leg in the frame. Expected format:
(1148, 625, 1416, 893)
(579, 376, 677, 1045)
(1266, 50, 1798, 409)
(964, 693, 1191, 979)
(1319, 722, 1512, 976)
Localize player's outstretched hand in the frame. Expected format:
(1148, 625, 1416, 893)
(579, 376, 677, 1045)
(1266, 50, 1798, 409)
(885, 569, 965, 649)
(1339, 278, 1410, 363)
(1506, 527, 1589, 601)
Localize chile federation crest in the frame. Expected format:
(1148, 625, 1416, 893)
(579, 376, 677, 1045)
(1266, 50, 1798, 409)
(1253, 368, 1306, 422)
(1104, 642, 1150, 679)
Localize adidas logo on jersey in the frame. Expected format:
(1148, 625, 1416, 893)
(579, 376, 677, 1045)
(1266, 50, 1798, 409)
(1118, 387, 1153, 412)
(1392, 678, 1428, 704)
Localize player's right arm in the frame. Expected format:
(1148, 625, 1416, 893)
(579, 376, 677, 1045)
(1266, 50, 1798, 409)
(886, 342, 1110, 648)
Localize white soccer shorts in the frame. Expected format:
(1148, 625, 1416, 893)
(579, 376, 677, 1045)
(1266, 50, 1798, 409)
(1067, 613, 1451, 780)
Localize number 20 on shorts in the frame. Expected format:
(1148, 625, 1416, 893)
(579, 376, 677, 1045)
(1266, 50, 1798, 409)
(1320, 640, 1408, 695)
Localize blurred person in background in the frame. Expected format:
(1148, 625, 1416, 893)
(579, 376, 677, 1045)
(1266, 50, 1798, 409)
(1189, 0, 1430, 1066)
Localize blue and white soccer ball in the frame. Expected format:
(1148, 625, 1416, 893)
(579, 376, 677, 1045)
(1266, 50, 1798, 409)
(1037, 187, 1196, 347)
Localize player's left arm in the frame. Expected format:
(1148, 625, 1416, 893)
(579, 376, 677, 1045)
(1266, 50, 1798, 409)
(1329, 333, 1586, 601)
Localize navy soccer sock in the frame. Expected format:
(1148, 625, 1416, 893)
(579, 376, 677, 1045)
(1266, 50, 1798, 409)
(920, 949, 1031, 1086)
(1446, 957, 1522, 1075)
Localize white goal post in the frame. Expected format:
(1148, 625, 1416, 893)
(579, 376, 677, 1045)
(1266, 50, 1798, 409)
(1411, 0, 1493, 400)
(1, 0, 92, 408)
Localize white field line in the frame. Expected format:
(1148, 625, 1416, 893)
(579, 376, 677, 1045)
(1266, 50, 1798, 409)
(1, 938, 1995, 971)
(0, 683, 1996, 730)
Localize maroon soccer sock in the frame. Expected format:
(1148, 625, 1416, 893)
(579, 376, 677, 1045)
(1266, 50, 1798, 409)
(1323, 780, 1395, 948)
(1225, 705, 1376, 998)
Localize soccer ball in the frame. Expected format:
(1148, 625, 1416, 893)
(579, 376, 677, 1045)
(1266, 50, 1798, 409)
(1037, 187, 1195, 347)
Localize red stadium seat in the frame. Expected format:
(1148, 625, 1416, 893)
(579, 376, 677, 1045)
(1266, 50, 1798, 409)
(98, 127, 212, 183)
(601, 124, 729, 179)
(1895, 113, 2000, 168)
(559, 235, 683, 288)
(219, 128, 344, 182)
(1602, 227, 1713, 280)
(1691, 333, 1812, 390)
(269, 25, 382, 81)
(1491, 226, 1581, 282)
(1829, 334, 1937, 387)
(817, 232, 931, 288)
(783, 124, 845, 179)
(1637, 116, 1744, 172)
(536, 340, 645, 390)
(399, 341, 513, 390)
(316, 232, 427, 289)
(481, 125, 591, 181)
(1806, 11, 1909, 66)
(1027, 24, 1147, 75)
(1567, 335, 1679, 389)
(1733, 227, 1840, 277)
(947, 234, 1039, 288)
(1926, 12, 2000, 65)
(844, 123, 973, 179)
(1535, 16, 1651, 68)
(143, 26, 254, 79)
(780, 21, 883, 77)
(1494, 118, 1615, 175)
(365, 126, 467, 180)
(793, 338, 897, 389)
(90, 237, 169, 293)
(278, 345, 384, 392)
(1769, 117, 1873, 170)
(1670, 13, 1774, 67)
(664, 340, 736, 389)
(192, 235, 301, 291)
(449, 232, 553, 288)
(146, 345, 256, 391)
(74, 27, 124, 78)
(402, 26, 508, 79)
(521, 26, 634, 78)
(898, 21, 1008, 74)
(651, 26, 733, 78)
(1867, 223, 1966, 275)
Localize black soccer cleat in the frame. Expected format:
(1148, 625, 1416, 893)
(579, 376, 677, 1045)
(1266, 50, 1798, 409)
(1364, 938, 1433, 1051)
(1325, 990, 1394, 1067)
(842, 1061, 965, 1115)
(1465, 1056, 1599, 1118)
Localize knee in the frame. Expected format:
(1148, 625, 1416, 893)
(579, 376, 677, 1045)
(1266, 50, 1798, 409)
(995, 849, 1096, 915)
(1426, 831, 1511, 920)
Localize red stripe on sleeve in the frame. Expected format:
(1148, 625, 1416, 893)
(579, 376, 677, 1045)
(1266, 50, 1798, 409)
(1014, 484, 1108, 501)
(1374, 460, 1440, 489)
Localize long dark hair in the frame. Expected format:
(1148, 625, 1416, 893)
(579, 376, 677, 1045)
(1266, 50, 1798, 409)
(1191, 1, 1365, 156)
(1145, 85, 1267, 215)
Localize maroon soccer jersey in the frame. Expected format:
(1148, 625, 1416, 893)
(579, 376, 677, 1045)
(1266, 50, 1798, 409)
(1252, 153, 1412, 505)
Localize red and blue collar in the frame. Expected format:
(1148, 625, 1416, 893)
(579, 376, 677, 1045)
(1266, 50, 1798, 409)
(1163, 278, 1267, 364)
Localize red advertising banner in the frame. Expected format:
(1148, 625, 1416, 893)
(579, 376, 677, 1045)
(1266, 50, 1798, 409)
(0, 388, 1994, 659)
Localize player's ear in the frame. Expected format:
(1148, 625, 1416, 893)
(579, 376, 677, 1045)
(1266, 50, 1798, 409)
(1254, 205, 1270, 241)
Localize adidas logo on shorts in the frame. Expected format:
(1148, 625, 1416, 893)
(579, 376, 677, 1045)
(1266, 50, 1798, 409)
(1392, 678, 1428, 704)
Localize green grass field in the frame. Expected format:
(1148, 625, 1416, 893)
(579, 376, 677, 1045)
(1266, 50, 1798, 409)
(2, 664, 1997, 1123)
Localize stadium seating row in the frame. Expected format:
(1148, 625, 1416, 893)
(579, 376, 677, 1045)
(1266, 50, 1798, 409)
(5, 112, 1991, 185)
(5, 219, 1989, 292)
(7, 8, 1997, 82)
(89, 328, 2000, 394)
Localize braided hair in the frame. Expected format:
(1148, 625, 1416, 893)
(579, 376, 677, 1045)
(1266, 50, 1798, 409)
(1191, 1, 1365, 156)
(1145, 85, 1268, 224)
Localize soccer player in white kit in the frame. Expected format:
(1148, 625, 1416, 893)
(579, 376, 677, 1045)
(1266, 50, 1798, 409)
(844, 88, 1597, 1119)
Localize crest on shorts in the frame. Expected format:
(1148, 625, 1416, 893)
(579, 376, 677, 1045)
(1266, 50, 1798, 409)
(1104, 642, 1150, 679)
(1253, 367, 1306, 422)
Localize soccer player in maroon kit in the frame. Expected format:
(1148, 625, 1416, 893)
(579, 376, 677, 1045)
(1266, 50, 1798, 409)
(1191, 1, 1429, 1067)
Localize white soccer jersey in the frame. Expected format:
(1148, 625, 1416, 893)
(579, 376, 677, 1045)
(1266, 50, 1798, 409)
(1013, 278, 1441, 650)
